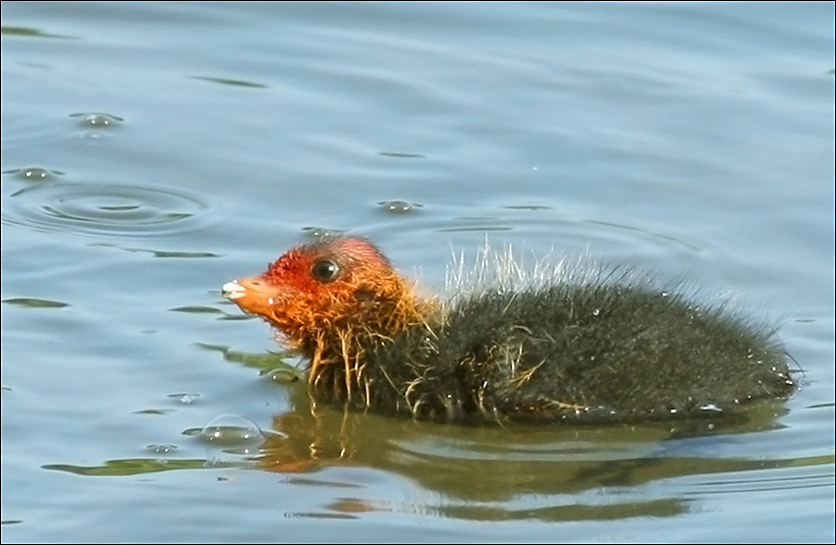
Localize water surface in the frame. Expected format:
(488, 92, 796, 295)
(1, 1, 834, 542)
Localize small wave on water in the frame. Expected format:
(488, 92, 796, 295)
(2, 179, 210, 238)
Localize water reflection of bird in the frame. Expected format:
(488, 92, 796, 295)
(222, 236, 795, 425)
(253, 373, 791, 515)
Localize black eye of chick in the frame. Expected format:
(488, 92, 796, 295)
(311, 259, 340, 282)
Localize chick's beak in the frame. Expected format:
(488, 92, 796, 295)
(222, 275, 285, 317)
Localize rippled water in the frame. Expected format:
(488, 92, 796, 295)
(1, 1, 834, 543)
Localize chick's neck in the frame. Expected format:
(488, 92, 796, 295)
(295, 271, 438, 403)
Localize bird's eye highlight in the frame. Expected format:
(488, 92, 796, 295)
(311, 259, 340, 282)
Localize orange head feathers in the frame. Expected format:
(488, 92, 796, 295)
(222, 236, 435, 391)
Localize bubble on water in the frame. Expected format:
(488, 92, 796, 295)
(302, 226, 346, 239)
(69, 112, 124, 127)
(377, 200, 423, 214)
(168, 392, 201, 405)
(3, 166, 63, 181)
(196, 414, 265, 448)
(264, 368, 300, 384)
(146, 443, 178, 454)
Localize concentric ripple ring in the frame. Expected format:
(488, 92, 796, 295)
(2, 181, 210, 237)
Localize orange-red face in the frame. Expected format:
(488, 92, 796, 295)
(222, 237, 395, 342)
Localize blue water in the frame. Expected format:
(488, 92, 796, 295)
(1, 1, 834, 542)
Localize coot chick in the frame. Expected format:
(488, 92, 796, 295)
(222, 236, 794, 425)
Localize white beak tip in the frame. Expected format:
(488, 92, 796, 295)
(222, 281, 246, 300)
